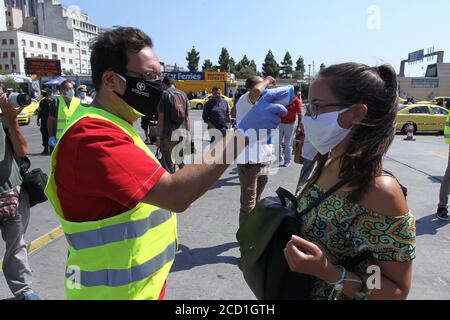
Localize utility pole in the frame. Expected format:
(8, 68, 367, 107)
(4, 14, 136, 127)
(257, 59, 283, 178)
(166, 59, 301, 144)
(308, 64, 311, 82)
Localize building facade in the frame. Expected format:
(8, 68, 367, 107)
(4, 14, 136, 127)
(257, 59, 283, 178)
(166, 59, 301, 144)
(0, 30, 76, 75)
(37, 0, 98, 75)
(0, 1, 7, 31)
(398, 63, 450, 101)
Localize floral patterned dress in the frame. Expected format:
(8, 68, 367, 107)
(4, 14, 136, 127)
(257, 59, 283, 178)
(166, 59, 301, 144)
(297, 184, 416, 300)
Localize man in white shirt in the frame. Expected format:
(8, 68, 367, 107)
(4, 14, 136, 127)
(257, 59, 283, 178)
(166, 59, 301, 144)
(236, 76, 276, 226)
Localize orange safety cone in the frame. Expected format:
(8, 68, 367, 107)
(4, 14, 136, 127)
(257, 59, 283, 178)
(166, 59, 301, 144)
(404, 123, 416, 141)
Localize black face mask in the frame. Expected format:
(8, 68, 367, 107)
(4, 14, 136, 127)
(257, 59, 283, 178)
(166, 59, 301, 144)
(114, 74, 163, 117)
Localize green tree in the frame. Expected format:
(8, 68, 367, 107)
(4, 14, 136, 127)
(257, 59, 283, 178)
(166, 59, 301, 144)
(262, 50, 280, 78)
(63, 69, 75, 76)
(236, 55, 251, 72)
(0, 76, 20, 91)
(280, 51, 293, 79)
(218, 48, 231, 72)
(202, 59, 214, 72)
(229, 57, 236, 73)
(186, 46, 201, 72)
(173, 63, 181, 72)
(294, 56, 306, 79)
(250, 60, 258, 72)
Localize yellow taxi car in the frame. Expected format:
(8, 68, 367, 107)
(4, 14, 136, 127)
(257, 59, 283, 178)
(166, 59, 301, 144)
(433, 96, 450, 109)
(16, 100, 39, 126)
(397, 104, 448, 134)
(189, 94, 234, 110)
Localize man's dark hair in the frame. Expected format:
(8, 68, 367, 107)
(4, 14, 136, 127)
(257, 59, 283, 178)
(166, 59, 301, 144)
(90, 27, 153, 91)
(162, 76, 176, 86)
(245, 76, 263, 91)
(60, 80, 73, 91)
(212, 87, 221, 92)
(294, 85, 301, 94)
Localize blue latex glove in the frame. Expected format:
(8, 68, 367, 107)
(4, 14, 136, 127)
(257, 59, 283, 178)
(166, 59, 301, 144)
(237, 94, 288, 133)
(49, 136, 57, 148)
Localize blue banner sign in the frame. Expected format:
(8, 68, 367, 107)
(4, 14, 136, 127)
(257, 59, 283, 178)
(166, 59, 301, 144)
(162, 72, 205, 81)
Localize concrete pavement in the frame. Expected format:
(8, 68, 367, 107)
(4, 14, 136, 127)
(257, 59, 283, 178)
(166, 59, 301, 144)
(1, 111, 449, 300)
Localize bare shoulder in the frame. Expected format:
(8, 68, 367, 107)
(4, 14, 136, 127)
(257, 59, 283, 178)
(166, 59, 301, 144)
(359, 175, 410, 218)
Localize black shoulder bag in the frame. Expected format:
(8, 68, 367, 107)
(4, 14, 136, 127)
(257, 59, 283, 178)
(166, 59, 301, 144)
(5, 129, 48, 208)
(236, 179, 349, 300)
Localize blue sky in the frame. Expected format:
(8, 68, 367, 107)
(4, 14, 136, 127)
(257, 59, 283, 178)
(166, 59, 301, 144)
(65, 0, 450, 76)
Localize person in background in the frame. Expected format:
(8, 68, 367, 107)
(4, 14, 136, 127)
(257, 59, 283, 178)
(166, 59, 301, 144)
(157, 76, 190, 173)
(279, 85, 303, 167)
(236, 76, 276, 226)
(0, 94, 41, 300)
(202, 87, 231, 139)
(48, 80, 82, 150)
(285, 63, 416, 300)
(37, 89, 54, 155)
(435, 109, 450, 221)
(77, 85, 93, 105)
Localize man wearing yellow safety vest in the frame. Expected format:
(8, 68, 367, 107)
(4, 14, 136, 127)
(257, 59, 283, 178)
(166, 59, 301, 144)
(44, 27, 288, 300)
(436, 115, 450, 221)
(47, 80, 82, 151)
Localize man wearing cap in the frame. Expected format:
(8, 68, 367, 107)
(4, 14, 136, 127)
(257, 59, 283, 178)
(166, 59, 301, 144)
(77, 85, 93, 105)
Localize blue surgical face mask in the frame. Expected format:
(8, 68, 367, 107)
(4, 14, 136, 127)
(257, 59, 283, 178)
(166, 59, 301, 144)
(65, 90, 75, 99)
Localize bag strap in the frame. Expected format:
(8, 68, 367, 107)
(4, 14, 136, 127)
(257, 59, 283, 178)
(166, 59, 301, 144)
(3, 127, 30, 174)
(381, 169, 408, 198)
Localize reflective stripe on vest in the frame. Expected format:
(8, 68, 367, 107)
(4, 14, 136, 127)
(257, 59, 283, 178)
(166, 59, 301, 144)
(66, 241, 176, 288)
(45, 106, 177, 300)
(65, 209, 172, 250)
(56, 96, 81, 140)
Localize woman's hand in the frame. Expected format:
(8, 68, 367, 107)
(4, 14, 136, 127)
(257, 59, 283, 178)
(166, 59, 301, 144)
(284, 235, 340, 282)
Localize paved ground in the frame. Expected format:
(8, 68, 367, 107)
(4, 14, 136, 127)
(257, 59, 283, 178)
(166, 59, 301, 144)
(1, 110, 449, 300)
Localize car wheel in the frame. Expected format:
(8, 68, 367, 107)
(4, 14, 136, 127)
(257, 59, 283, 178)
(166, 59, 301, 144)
(402, 123, 417, 134)
(196, 104, 203, 110)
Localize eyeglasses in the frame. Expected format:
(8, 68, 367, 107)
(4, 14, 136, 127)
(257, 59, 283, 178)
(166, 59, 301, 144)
(125, 70, 161, 81)
(306, 102, 355, 120)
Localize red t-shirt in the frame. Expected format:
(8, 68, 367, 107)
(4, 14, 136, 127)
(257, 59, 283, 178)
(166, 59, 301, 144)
(55, 117, 166, 223)
(281, 96, 303, 124)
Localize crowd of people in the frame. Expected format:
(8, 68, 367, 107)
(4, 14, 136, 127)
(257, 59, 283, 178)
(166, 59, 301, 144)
(2, 26, 450, 301)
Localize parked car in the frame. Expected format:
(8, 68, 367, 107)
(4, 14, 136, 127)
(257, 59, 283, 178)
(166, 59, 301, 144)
(396, 104, 448, 134)
(189, 94, 234, 110)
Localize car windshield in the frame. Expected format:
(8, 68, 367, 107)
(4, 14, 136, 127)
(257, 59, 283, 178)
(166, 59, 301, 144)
(398, 104, 407, 111)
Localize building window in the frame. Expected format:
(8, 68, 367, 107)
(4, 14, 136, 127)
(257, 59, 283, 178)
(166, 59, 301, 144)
(82, 50, 87, 55)
(2, 39, 6, 45)
(31, 53, 35, 57)
(69, 59, 73, 64)
(12, 64, 16, 70)
(9, 39, 14, 45)
(11, 52, 15, 58)
(45, 55, 49, 59)
(411, 79, 440, 88)
(61, 47, 65, 53)
(5, 64, 9, 70)
(45, 44, 49, 50)
(69, 48, 73, 54)
(52, 54, 58, 60)
(38, 42, 42, 49)
(0, 65, 2, 70)
(30, 41, 34, 48)
(3, 52, 8, 58)
(21, 39, 26, 46)
(62, 58, 66, 63)
(52, 43, 58, 52)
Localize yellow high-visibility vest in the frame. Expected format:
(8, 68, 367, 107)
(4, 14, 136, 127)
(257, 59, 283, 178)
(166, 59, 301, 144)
(45, 106, 177, 300)
(445, 113, 450, 145)
(55, 96, 81, 140)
